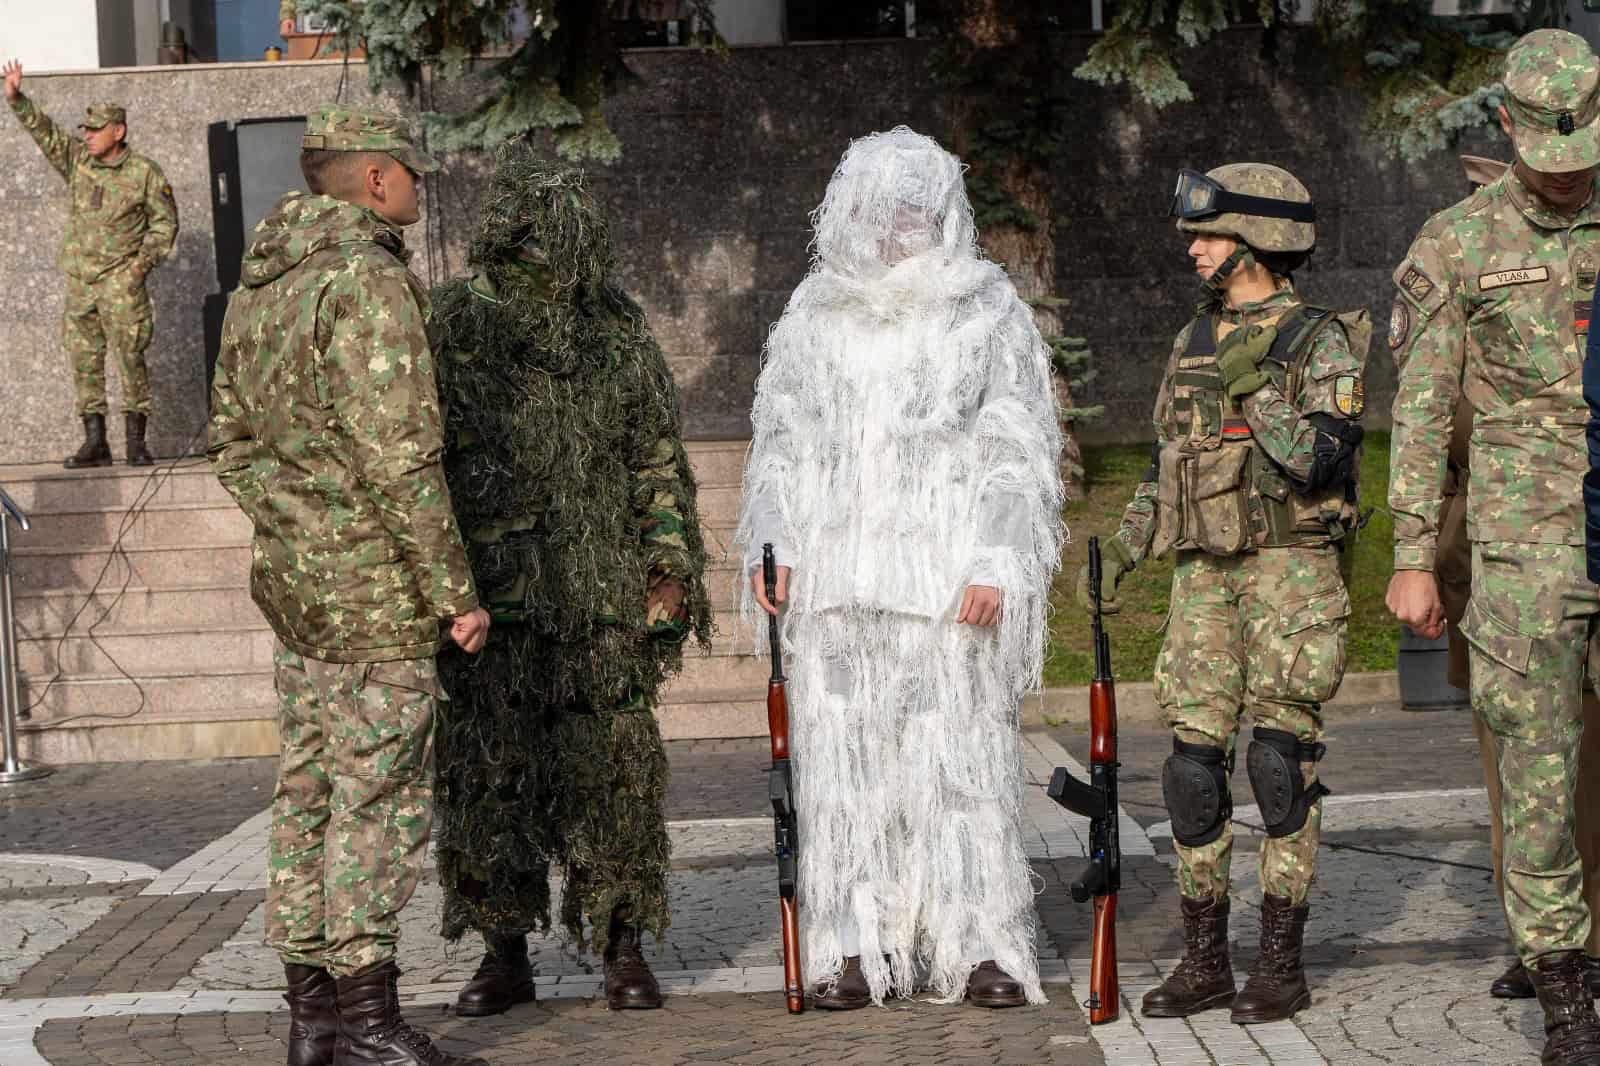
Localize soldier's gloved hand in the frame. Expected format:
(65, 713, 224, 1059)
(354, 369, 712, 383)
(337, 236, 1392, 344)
(1074, 536, 1136, 616)
(1216, 322, 1278, 399)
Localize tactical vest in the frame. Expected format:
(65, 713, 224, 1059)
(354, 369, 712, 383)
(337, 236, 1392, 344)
(1150, 304, 1363, 559)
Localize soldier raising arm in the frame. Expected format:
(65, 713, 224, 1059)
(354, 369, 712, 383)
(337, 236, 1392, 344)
(4, 59, 177, 468)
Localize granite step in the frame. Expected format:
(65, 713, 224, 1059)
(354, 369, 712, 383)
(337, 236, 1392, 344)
(9, 542, 254, 595)
(16, 623, 278, 677)
(17, 667, 277, 725)
(12, 585, 262, 634)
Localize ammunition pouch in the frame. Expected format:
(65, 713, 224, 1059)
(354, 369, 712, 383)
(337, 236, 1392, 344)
(1162, 739, 1233, 847)
(1246, 727, 1329, 838)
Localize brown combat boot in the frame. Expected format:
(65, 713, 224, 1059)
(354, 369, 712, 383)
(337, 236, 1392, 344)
(63, 414, 112, 469)
(453, 932, 534, 1018)
(284, 963, 337, 1066)
(333, 960, 486, 1066)
(603, 909, 662, 1010)
(1532, 951, 1600, 1065)
(125, 412, 153, 466)
(966, 960, 1026, 1008)
(1230, 893, 1311, 1024)
(812, 956, 871, 1010)
(1141, 895, 1235, 1018)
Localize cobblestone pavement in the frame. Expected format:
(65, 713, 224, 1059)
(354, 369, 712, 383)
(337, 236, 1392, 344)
(0, 707, 1564, 1064)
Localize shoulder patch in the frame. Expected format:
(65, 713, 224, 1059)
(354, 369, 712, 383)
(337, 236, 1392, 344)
(1334, 375, 1364, 417)
(1388, 299, 1410, 351)
(1399, 264, 1435, 303)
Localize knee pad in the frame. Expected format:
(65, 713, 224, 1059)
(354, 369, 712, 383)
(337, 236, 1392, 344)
(1162, 738, 1232, 847)
(1247, 727, 1331, 838)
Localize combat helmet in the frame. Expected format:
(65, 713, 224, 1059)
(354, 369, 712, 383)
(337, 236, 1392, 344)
(1170, 163, 1316, 288)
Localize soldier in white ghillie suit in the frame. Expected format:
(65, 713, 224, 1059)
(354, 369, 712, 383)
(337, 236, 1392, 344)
(735, 126, 1064, 1010)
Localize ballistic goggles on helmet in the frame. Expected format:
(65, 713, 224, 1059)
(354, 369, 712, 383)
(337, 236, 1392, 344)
(1169, 169, 1316, 225)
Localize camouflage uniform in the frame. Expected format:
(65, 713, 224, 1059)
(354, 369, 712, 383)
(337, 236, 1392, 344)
(1389, 32, 1600, 973)
(425, 149, 712, 1015)
(208, 107, 476, 978)
(1119, 286, 1361, 903)
(1106, 163, 1366, 1025)
(9, 95, 177, 416)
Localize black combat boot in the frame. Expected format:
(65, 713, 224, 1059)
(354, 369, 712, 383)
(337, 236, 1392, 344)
(812, 956, 871, 1010)
(1531, 951, 1600, 1065)
(603, 907, 662, 1010)
(965, 960, 1026, 1008)
(125, 412, 153, 466)
(1493, 957, 1536, 999)
(454, 932, 534, 1017)
(284, 963, 337, 1066)
(63, 414, 112, 469)
(1142, 895, 1236, 1018)
(1230, 893, 1311, 1024)
(333, 960, 487, 1066)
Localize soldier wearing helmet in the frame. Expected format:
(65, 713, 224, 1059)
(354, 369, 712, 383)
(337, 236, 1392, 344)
(1388, 29, 1600, 1062)
(1079, 161, 1368, 1025)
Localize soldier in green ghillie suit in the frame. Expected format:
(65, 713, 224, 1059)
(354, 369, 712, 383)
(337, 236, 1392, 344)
(430, 142, 712, 1016)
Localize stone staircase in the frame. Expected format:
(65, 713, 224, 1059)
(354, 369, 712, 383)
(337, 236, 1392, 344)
(1, 440, 764, 764)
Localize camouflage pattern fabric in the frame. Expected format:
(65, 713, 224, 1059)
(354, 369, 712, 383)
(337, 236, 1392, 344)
(1460, 542, 1600, 963)
(1158, 546, 1348, 905)
(1114, 287, 1364, 564)
(63, 269, 153, 415)
(208, 191, 478, 664)
(1388, 155, 1599, 569)
(266, 643, 439, 977)
(9, 91, 176, 415)
(428, 147, 712, 954)
(1502, 29, 1600, 174)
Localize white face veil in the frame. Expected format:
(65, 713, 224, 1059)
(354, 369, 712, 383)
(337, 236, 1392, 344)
(810, 126, 979, 276)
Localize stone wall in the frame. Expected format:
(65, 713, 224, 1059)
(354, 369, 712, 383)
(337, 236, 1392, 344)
(0, 30, 1509, 467)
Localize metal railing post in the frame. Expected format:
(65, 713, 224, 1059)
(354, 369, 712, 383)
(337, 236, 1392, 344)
(0, 485, 50, 784)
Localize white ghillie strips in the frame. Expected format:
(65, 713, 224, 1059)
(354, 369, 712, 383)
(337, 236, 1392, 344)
(734, 127, 1066, 1005)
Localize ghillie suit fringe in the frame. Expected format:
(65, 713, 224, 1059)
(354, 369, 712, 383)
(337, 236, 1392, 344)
(735, 127, 1065, 1005)
(431, 146, 712, 955)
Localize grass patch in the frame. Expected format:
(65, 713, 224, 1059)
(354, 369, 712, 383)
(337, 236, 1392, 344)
(1044, 433, 1398, 687)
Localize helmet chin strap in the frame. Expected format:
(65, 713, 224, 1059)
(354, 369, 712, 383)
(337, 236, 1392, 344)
(1203, 243, 1254, 294)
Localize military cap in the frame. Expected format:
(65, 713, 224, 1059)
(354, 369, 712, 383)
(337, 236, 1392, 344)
(78, 103, 125, 130)
(301, 104, 439, 174)
(1502, 29, 1600, 174)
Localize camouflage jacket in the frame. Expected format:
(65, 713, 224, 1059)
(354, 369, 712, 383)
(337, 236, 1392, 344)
(1115, 286, 1365, 561)
(1389, 169, 1600, 570)
(208, 192, 478, 663)
(9, 92, 178, 283)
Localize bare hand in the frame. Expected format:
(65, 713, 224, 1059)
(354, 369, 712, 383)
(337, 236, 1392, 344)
(448, 607, 491, 654)
(4, 60, 21, 103)
(280, 17, 297, 36)
(1386, 570, 1446, 640)
(751, 564, 791, 616)
(957, 584, 1002, 627)
(645, 573, 688, 627)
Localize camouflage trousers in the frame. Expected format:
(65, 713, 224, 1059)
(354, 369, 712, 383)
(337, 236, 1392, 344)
(266, 643, 439, 977)
(1460, 541, 1600, 965)
(1155, 546, 1349, 905)
(63, 268, 153, 416)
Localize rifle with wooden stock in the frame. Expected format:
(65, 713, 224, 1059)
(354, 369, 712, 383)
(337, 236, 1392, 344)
(763, 543, 804, 1013)
(1048, 535, 1121, 1024)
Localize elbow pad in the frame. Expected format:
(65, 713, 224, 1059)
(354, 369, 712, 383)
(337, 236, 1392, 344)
(1292, 412, 1363, 493)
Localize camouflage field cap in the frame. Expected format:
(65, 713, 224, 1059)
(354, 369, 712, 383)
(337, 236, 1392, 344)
(1173, 163, 1315, 253)
(301, 104, 439, 174)
(1503, 29, 1600, 174)
(78, 103, 125, 130)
